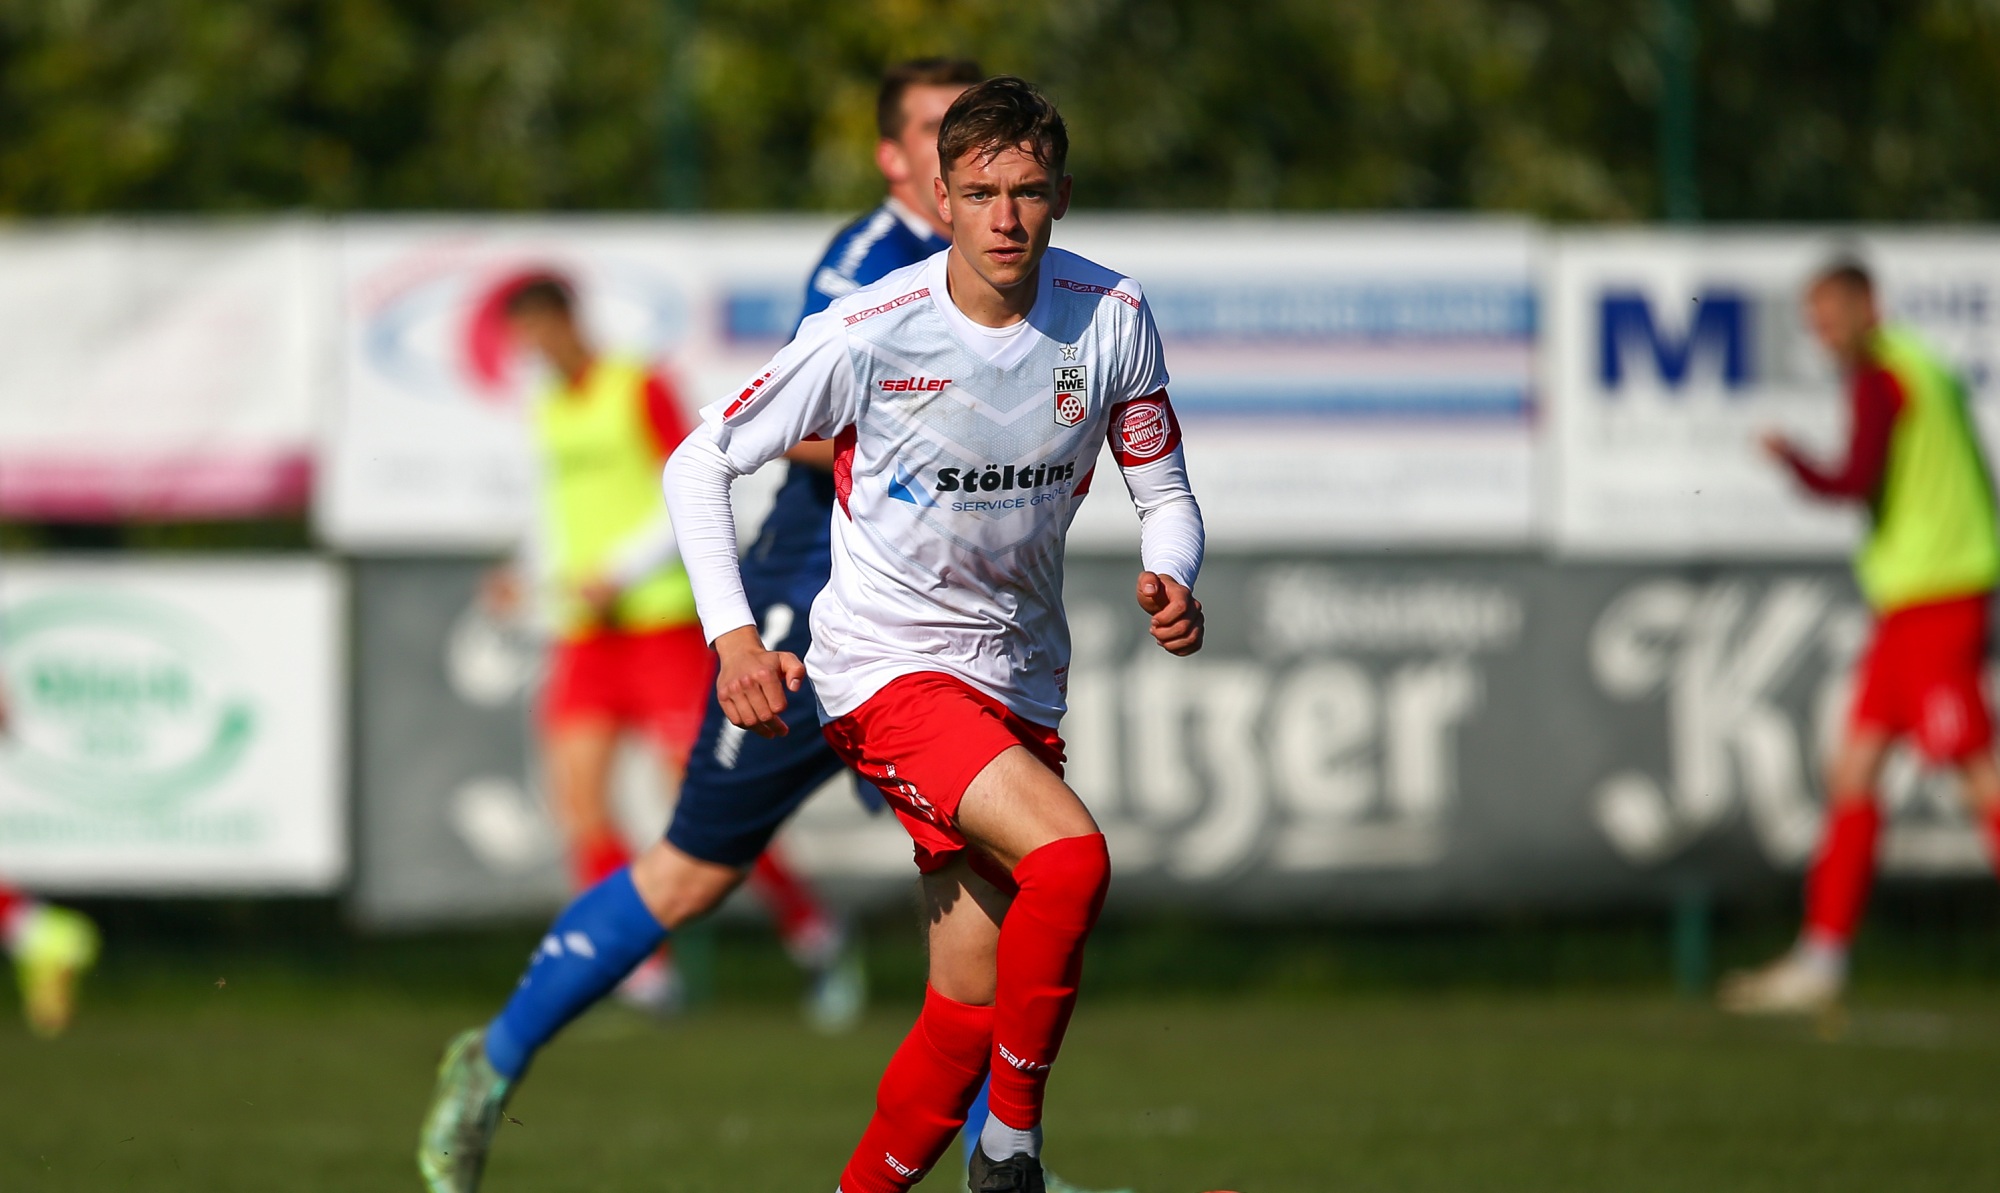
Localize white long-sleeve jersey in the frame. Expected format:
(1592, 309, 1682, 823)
(664, 247, 1204, 726)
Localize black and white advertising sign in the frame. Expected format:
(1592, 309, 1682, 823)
(351, 555, 1991, 921)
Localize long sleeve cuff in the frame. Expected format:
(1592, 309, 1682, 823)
(661, 431, 756, 643)
(1125, 447, 1205, 587)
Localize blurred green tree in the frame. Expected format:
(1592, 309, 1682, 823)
(0, 0, 1993, 219)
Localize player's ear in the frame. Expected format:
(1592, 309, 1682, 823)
(934, 173, 952, 225)
(876, 138, 905, 185)
(1052, 174, 1073, 221)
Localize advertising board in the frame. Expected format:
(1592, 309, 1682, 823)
(323, 216, 1540, 551)
(0, 559, 345, 892)
(1548, 231, 2000, 557)
(352, 555, 1987, 918)
(0, 223, 325, 519)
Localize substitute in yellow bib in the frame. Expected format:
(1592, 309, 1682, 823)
(1724, 259, 2000, 1015)
(491, 275, 713, 913)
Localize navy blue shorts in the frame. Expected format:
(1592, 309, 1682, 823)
(664, 581, 879, 867)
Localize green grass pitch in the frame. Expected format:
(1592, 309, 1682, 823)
(3, 982, 1999, 1191)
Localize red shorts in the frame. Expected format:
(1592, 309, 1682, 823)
(1850, 593, 1995, 764)
(541, 625, 716, 766)
(822, 672, 1065, 876)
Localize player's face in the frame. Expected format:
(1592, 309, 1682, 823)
(506, 306, 585, 374)
(937, 144, 1072, 293)
(1804, 280, 1876, 366)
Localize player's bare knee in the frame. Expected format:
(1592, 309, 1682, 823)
(630, 841, 743, 929)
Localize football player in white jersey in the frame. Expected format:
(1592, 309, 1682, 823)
(664, 78, 1204, 1193)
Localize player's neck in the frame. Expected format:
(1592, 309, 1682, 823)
(551, 345, 595, 388)
(943, 247, 1037, 329)
(884, 187, 948, 240)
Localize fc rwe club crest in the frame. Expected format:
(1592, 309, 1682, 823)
(1053, 365, 1088, 427)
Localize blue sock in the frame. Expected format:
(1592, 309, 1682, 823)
(484, 867, 666, 1080)
(962, 1075, 994, 1165)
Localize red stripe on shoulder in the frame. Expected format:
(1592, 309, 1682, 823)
(1053, 277, 1140, 309)
(843, 288, 930, 326)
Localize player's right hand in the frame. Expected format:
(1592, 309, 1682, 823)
(1136, 571, 1204, 657)
(713, 626, 807, 738)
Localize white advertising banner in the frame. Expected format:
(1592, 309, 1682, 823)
(0, 223, 325, 519)
(320, 218, 834, 549)
(1058, 217, 1540, 548)
(0, 559, 345, 892)
(1549, 231, 2000, 557)
(322, 216, 1540, 550)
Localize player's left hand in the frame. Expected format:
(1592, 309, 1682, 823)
(1757, 429, 1793, 463)
(1136, 571, 1203, 656)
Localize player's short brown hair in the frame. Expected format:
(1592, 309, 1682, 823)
(876, 58, 984, 140)
(936, 76, 1068, 179)
(1812, 257, 1874, 297)
(502, 273, 574, 318)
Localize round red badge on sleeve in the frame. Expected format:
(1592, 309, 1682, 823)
(1117, 400, 1169, 460)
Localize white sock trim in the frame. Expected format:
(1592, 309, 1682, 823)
(1796, 933, 1850, 982)
(979, 1115, 1042, 1161)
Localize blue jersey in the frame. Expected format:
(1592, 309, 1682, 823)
(741, 202, 948, 594)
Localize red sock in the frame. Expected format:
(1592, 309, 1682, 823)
(571, 834, 632, 890)
(0, 884, 25, 941)
(1803, 799, 1882, 945)
(988, 833, 1110, 1132)
(838, 987, 993, 1193)
(750, 846, 834, 962)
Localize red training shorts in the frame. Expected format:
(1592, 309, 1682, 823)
(822, 671, 1065, 876)
(541, 625, 716, 766)
(1849, 592, 1995, 764)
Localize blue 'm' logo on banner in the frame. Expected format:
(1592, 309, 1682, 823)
(1598, 290, 1753, 391)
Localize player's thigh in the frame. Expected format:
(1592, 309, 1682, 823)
(1957, 751, 2000, 812)
(629, 838, 748, 930)
(922, 856, 1013, 1006)
(1828, 727, 1892, 802)
(545, 719, 619, 813)
(955, 746, 1098, 873)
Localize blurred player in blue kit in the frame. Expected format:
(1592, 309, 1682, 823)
(419, 58, 1118, 1193)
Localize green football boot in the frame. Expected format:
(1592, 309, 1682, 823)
(11, 904, 99, 1038)
(803, 932, 868, 1035)
(418, 1028, 513, 1193)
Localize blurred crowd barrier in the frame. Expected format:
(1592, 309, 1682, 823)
(2, 216, 1998, 918)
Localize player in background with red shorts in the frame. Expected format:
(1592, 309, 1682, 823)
(1723, 260, 2000, 1014)
(490, 276, 840, 1012)
(665, 78, 1206, 1193)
